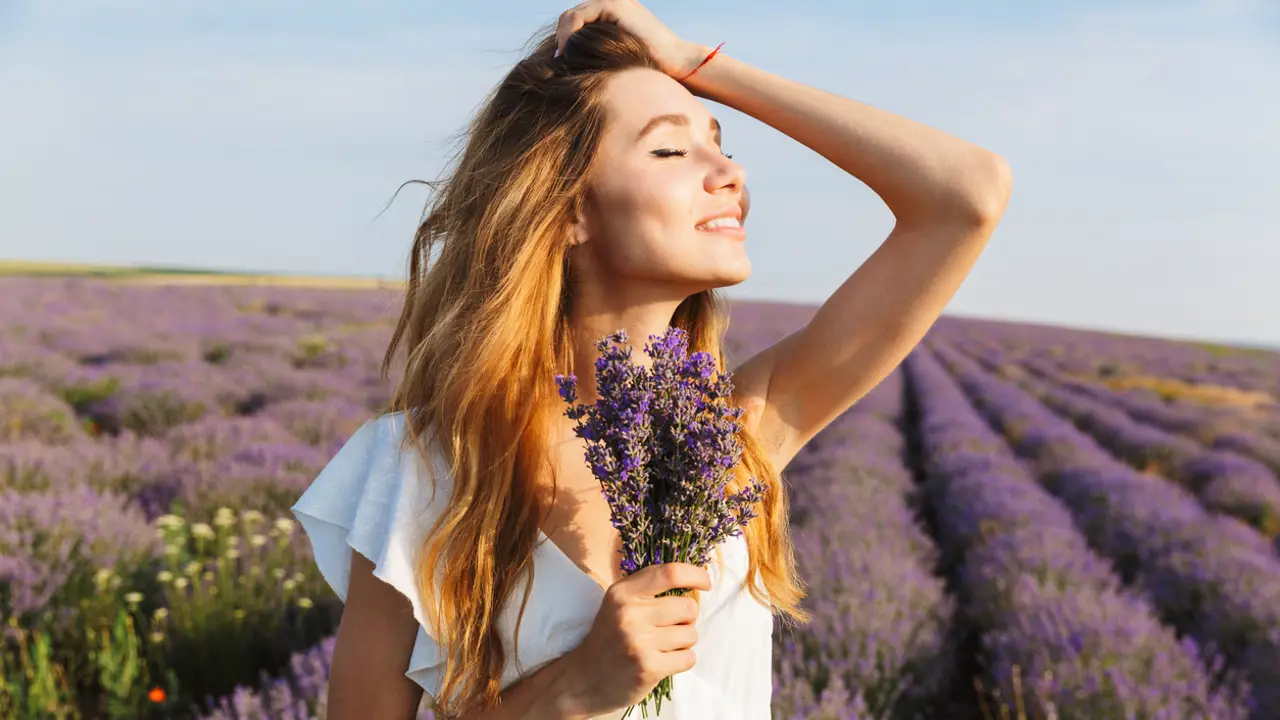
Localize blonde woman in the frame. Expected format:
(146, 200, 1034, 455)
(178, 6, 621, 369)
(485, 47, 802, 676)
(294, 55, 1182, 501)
(292, 1, 1010, 718)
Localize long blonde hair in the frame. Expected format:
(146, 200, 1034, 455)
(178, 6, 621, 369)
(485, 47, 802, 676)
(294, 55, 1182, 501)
(380, 19, 810, 717)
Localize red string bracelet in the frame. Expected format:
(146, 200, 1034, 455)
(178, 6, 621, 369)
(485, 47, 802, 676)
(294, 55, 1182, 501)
(676, 41, 725, 82)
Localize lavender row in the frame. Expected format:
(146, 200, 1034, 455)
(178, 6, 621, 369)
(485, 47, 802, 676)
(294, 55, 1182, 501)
(932, 342, 1280, 714)
(1043, 356, 1279, 461)
(1, 399, 370, 524)
(953, 348, 1280, 542)
(1016, 355, 1267, 441)
(928, 315, 1280, 397)
(904, 346, 1246, 718)
(1024, 372, 1280, 541)
(773, 371, 958, 719)
(197, 635, 437, 720)
(1003, 350, 1280, 477)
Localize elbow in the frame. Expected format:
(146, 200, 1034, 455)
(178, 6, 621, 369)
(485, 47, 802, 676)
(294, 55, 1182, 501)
(896, 151, 1012, 228)
(961, 152, 1012, 226)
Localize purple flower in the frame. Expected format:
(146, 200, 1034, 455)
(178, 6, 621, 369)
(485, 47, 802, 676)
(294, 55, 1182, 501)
(555, 327, 768, 717)
(555, 328, 766, 576)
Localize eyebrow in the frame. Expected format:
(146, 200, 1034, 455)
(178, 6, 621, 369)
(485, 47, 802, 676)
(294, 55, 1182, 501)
(636, 113, 722, 145)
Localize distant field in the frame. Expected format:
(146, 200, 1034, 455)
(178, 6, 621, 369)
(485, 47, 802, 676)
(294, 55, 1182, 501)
(4, 271, 1280, 718)
(0, 258, 401, 289)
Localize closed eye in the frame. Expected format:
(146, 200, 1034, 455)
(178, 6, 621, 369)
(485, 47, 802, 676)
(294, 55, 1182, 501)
(651, 149, 735, 159)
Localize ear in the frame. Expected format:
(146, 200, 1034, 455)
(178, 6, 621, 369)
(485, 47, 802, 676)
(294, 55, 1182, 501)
(568, 194, 590, 247)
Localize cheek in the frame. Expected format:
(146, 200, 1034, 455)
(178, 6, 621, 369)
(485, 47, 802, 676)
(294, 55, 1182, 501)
(596, 174, 693, 257)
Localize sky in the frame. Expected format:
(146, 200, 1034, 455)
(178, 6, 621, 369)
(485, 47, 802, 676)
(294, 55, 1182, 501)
(1, 0, 1278, 347)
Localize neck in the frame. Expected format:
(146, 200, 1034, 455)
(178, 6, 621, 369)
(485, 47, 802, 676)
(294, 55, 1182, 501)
(566, 305, 682, 409)
(561, 283, 689, 409)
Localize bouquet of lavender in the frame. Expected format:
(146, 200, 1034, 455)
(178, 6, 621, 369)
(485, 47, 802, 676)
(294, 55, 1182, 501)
(554, 327, 769, 719)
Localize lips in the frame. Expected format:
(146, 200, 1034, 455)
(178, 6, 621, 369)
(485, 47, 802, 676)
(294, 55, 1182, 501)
(695, 205, 743, 229)
(696, 217, 743, 232)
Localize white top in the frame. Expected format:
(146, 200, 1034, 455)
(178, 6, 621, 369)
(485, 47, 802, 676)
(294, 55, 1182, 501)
(291, 412, 774, 719)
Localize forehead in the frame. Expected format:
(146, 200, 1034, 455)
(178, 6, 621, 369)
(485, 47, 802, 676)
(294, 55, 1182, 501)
(599, 68, 716, 143)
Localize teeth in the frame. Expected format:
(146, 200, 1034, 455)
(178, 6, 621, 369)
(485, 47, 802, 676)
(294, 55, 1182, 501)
(697, 216, 741, 230)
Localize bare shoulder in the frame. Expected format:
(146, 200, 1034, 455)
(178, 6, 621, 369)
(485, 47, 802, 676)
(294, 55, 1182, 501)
(327, 549, 425, 720)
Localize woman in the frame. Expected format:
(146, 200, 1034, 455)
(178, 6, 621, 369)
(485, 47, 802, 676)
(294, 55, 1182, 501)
(292, 1, 1011, 718)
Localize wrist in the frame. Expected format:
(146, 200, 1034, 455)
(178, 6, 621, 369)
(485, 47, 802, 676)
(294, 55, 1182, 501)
(672, 42, 713, 80)
(547, 649, 595, 720)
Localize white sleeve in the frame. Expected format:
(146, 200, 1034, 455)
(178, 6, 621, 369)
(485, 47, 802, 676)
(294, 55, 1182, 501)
(290, 415, 448, 701)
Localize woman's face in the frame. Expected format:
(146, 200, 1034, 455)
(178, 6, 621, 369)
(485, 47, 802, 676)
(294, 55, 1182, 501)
(570, 67, 751, 296)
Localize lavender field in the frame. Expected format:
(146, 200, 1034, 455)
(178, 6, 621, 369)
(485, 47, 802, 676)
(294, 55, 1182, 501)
(3, 273, 1280, 719)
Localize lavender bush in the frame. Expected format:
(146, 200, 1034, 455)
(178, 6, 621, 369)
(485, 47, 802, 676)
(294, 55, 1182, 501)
(772, 372, 958, 719)
(958, 350, 1280, 541)
(905, 345, 1248, 719)
(932, 342, 1280, 714)
(196, 636, 437, 720)
(0, 376, 88, 444)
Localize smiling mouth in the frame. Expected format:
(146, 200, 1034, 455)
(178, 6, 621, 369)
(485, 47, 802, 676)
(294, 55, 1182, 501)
(695, 216, 745, 236)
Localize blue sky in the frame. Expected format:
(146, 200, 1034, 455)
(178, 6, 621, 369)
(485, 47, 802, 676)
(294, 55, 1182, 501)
(2, 0, 1278, 346)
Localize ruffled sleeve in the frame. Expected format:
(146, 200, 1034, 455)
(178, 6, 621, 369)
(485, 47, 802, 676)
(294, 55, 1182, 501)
(290, 413, 449, 701)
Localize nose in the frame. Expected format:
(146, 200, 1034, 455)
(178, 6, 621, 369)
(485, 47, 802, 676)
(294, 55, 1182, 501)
(706, 154, 745, 193)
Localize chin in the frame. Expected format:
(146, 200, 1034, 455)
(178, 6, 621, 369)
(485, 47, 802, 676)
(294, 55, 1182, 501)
(673, 254, 751, 292)
(711, 264, 752, 288)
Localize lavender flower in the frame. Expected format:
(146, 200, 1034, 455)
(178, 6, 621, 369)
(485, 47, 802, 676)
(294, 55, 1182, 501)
(555, 327, 767, 718)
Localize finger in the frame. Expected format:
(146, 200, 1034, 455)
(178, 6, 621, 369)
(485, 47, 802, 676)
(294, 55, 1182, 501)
(555, 4, 592, 56)
(555, 0, 619, 57)
(652, 594, 701, 627)
(554, 12, 575, 57)
(636, 563, 712, 597)
(655, 624, 699, 652)
(656, 648, 697, 676)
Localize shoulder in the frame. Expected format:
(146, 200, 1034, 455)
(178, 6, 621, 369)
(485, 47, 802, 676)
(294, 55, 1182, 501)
(309, 413, 411, 497)
(350, 410, 411, 453)
(334, 411, 443, 482)
(293, 411, 452, 543)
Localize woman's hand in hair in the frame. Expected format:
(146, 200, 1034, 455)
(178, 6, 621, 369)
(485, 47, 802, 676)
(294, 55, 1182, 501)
(554, 0, 709, 79)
